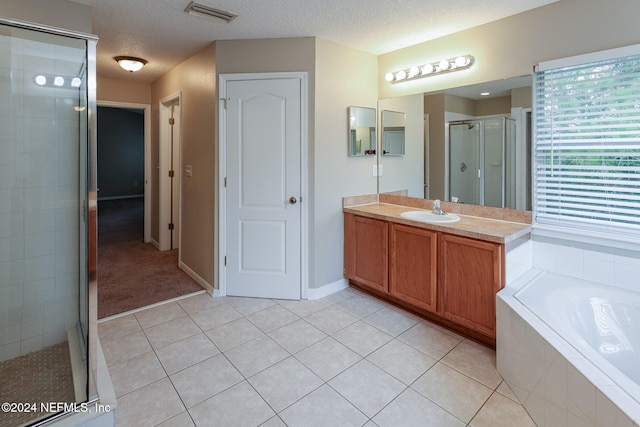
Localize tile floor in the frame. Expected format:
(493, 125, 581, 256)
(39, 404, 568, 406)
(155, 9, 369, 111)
(98, 287, 537, 427)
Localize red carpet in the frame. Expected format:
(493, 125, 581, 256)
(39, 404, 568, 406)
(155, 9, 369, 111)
(97, 198, 203, 319)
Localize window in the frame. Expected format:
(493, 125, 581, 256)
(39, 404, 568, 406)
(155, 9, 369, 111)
(533, 46, 640, 238)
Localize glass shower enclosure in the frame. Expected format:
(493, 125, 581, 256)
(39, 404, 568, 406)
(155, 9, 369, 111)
(448, 117, 516, 208)
(0, 17, 97, 426)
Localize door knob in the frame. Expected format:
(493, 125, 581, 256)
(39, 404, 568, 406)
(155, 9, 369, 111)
(289, 196, 297, 204)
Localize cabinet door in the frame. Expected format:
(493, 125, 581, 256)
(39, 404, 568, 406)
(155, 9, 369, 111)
(439, 234, 503, 338)
(344, 213, 388, 293)
(389, 223, 437, 313)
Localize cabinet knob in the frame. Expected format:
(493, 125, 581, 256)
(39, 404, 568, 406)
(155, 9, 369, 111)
(289, 196, 297, 205)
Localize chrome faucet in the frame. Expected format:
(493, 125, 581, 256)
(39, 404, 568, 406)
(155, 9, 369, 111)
(432, 199, 447, 215)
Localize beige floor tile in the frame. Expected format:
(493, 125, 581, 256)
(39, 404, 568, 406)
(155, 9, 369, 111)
(246, 304, 299, 333)
(177, 293, 225, 315)
(332, 320, 393, 357)
(224, 335, 289, 378)
(469, 392, 537, 427)
(260, 416, 287, 427)
(304, 305, 358, 335)
(224, 296, 277, 315)
(169, 353, 244, 408)
(412, 362, 493, 423)
(204, 317, 265, 352)
(156, 411, 195, 427)
(294, 337, 362, 381)
(155, 333, 220, 375)
(329, 359, 406, 418)
(442, 339, 502, 389)
(318, 287, 358, 304)
(276, 298, 329, 317)
(134, 302, 187, 330)
(373, 388, 465, 427)
(144, 316, 201, 349)
(248, 356, 323, 412)
(189, 381, 274, 427)
(109, 350, 166, 397)
(279, 384, 368, 427)
(101, 329, 152, 366)
(115, 378, 185, 427)
(366, 339, 437, 385)
(189, 302, 243, 330)
(268, 319, 327, 354)
(397, 321, 462, 360)
(496, 380, 520, 402)
(362, 306, 421, 337)
(335, 294, 386, 319)
(97, 314, 140, 342)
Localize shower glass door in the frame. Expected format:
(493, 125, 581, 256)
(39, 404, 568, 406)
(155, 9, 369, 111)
(0, 20, 92, 426)
(449, 121, 480, 205)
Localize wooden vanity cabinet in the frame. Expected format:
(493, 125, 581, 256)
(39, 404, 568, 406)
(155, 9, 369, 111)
(344, 213, 388, 293)
(345, 212, 506, 344)
(389, 223, 437, 313)
(439, 234, 503, 339)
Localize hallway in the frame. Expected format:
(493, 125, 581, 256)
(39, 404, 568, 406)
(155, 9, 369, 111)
(97, 198, 203, 319)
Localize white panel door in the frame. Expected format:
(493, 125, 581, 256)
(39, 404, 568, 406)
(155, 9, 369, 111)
(225, 78, 301, 300)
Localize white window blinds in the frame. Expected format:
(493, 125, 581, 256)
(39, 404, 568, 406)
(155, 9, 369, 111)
(533, 49, 640, 237)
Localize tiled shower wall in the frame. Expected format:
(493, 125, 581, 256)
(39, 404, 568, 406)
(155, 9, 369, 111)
(0, 32, 83, 361)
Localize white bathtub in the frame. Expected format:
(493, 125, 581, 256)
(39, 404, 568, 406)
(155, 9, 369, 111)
(497, 270, 640, 426)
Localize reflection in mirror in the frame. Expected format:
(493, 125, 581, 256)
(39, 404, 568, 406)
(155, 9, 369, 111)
(348, 106, 377, 156)
(381, 110, 405, 156)
(378, 75, 532, 211)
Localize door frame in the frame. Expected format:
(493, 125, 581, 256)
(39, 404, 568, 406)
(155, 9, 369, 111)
(96, 100, 152, 243)
(159, 92, 183, 252)
(218, 72, 309, 299)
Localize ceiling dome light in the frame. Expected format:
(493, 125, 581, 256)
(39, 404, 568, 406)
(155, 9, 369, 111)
(115, 56, 147, 73)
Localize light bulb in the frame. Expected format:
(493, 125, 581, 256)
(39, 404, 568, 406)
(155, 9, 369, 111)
(71, 77, 82, 88)
(408, 66, 420, 78)
(35, 75, 47, 86)
(385, 72, 395, 82)
(422, 64, 434, 75)
(395, 70, 407, 81)
(439, 60, 450, 71)
(54, 76, 65, 86)
(455, 56, 469, 67)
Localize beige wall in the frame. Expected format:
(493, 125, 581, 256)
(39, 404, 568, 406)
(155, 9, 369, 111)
(151, 43, 217, 287)
(97, 77, 152, 105)
(314, 38, 378, 289)
(379, 0, 640, 100)
(0, 0, 91, 33)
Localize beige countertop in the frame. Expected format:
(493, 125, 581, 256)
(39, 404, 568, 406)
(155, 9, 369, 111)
(344, 203, 531, 245)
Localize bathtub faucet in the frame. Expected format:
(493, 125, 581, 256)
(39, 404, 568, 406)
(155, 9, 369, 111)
(432, 199, 447, 215)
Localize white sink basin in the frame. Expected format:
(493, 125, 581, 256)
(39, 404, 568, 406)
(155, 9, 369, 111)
(400, 210, 460, 223)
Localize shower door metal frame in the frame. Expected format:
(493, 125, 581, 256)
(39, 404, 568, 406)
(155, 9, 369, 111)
(0, 15, 99, 421)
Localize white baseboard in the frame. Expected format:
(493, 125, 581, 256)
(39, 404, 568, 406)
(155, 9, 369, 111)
(179, 261, 214, 294)
(307, 277, 349, 300)
(149, 238, 160, 250)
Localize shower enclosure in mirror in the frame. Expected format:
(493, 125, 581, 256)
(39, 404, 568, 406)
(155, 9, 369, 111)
(0, 18, 97, 426)
(348, 106, 376, 156)
(448, 117, 516, 208)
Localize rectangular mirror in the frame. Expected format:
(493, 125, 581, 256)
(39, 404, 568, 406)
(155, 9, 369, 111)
(381, 110, 405, 156)
(348, 106, 376, 156)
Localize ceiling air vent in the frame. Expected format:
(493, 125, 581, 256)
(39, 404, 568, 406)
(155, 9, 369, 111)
(184, 2, 237, 23)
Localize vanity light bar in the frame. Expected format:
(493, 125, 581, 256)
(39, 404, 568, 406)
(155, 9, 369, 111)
(385, 55, 475, 83)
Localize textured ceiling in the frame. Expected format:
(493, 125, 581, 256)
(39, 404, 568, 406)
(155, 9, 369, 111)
(73, 0, 558, 84)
